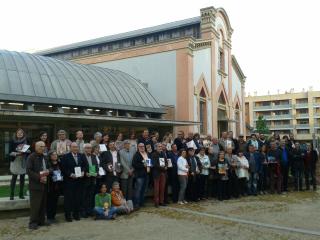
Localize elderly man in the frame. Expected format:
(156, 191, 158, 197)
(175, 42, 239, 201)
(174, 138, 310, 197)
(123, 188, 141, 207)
(81, 143, 98, 218)
(75, 130, 85, 154)
(119, 140, 135, 200)
(50, 130, 72, 157)
(61, 142, 85, 222)
(26, 141, 49, 230)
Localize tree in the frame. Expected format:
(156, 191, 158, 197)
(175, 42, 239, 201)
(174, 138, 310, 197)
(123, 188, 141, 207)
(256, 115, 270, 134)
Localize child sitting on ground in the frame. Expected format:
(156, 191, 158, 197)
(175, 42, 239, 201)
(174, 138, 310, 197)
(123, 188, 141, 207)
(94, 183, 117, 220)
(111, 181, 134, 214)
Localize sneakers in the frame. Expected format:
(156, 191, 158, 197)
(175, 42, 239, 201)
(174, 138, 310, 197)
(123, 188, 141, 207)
(183, 200, 188, 204)
(178, 201, 184, 205)
(28, 223, 38, 230)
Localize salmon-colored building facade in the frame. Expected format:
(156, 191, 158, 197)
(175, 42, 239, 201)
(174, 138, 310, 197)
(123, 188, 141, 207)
(39, 6, 246, 138)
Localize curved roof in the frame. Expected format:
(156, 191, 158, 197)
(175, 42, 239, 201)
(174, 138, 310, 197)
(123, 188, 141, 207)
(0, 50, 163, 113)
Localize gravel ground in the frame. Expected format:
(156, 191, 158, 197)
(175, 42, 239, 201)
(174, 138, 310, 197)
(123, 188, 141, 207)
(0, 190, 319, 240)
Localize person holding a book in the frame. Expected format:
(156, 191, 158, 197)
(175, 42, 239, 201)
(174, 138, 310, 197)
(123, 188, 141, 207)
(197, 147, 211, 200)
(47, 150, 63, 224)
(81, 143, 99, 218)
(26, 141, 50, 230)
(216, 151, 229, 201)
(132, 142, 151, 209)
(60, 142, 86, 222)
(94, 183, 117, 220)
(151, 143, 168, 207)
(186, 148, 202, 202)
(111, 181, 133, 214)
(9, 128, 30, 200)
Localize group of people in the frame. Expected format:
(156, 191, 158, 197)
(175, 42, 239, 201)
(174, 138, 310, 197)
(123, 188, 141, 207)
(8, 128, 318, 230)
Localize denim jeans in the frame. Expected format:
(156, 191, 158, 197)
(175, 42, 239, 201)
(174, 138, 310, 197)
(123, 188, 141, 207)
(94, 207, 117, 219)
(134, 177, 146, 207)
(248, 172, 258, 195)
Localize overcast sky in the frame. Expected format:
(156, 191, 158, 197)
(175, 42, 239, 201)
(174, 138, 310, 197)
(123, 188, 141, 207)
(1, 0, 319, 96)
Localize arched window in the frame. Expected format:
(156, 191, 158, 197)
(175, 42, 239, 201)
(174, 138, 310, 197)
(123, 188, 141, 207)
(199, 88, 207, 134)
(235, 103, 240, 136)
(218, 30, 225, 72)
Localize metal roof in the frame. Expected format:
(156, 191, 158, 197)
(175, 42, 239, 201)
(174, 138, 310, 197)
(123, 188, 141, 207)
(37, 17, 201, 55)
(0, 50, 164, 113)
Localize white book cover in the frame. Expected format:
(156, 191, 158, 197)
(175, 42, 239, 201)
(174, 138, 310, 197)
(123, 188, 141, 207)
(159, 158, 165, 167)
(186, 140, 197, 150)
(167, 158, 172, 168)
(20, 144, 30, 153)
(74, 166, 82, 178)
(98, 167, 106, 176)
(99, 144, 107, 152)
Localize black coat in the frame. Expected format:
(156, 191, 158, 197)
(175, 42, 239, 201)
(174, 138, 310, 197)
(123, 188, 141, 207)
(187, 155, 202, 174)
(100, 150, 122, 176)
(132, 152, 150, 178)
(151, 151, 167, 179)
(26, 153, 49, 191)
(60, 152, 86, 185)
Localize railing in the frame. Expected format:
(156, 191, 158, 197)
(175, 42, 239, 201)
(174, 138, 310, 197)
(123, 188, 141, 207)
(313, 102, 320, 107)
(314, 112, 320, 117)
(295, 103, 309, 108)
(295, 113, 309, 118)
(269, 124, 293, 129)
(254, 114, 292, 120)
(314, 123, 320, 128)
(253, 104, 292, 110)
(295, 124, 310, 129)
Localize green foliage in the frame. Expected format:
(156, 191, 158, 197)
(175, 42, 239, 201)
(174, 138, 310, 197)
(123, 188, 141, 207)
(256, 115, 270, 134)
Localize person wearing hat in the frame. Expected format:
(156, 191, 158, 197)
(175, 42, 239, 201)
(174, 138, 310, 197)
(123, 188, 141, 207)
(119, 140, 135, 201)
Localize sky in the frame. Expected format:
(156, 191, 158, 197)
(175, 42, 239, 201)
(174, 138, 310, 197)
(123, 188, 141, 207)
(1, 0, 319, 96)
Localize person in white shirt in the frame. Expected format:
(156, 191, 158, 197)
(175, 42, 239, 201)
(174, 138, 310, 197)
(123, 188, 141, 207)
(236, 151, 249, 196)
(197, 147, 210, 200)
(177, 149, 189, 204)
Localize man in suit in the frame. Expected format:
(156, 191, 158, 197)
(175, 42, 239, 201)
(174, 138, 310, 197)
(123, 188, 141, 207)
(26, 141, 50, 230)
(119, 140, 135, 200)
(101, 141, 122, 190)
(81, 143, 98, 218)
(186, 148, 202, 202)
(244, 145, 262, 195)
(61, 142, 85, 222)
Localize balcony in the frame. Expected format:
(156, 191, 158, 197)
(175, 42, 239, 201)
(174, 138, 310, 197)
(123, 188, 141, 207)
(295, 124, 310, 129)
(313, 102, 320, 107)
(314, 112, 320, 118)
(254, 114, 293, 120)
(314, 123, 320, 128)
(269, 124, 293, 130)
(253, 104, 292, 111)
(295, 103, 309, 109)
(295, 113, 309, 119)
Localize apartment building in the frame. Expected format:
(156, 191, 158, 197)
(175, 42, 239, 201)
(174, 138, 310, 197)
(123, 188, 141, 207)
(245, 91, 320, 140)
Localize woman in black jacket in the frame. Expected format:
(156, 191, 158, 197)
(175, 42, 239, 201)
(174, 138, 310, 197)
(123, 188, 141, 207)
(132, 143, 151, 209)
(47, 151, 63, 223)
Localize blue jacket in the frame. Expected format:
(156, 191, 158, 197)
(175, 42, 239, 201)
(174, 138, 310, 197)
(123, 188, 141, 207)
(244, 151, 262, 173)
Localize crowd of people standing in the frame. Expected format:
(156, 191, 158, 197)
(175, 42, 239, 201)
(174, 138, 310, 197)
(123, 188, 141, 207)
(8, 128, 318, 230)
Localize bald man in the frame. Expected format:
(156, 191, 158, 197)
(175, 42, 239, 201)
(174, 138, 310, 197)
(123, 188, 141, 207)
(61, 142, 86, 222)
(26, 141, 50, 230)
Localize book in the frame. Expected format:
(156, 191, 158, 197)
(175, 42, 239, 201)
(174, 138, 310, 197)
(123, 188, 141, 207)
(159, 158, 165, 167)
(145, 159, 152, 167)
(20, 144, 30, 153)
(74, 166, 82, 178)
(167, 158, 172, 168)
(89, 165, 96, 176)
(98, 167, 105, 176)
(99, 144, 107, 152)
(52, 170, 63, 182)
(186, 140, 197, 150)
